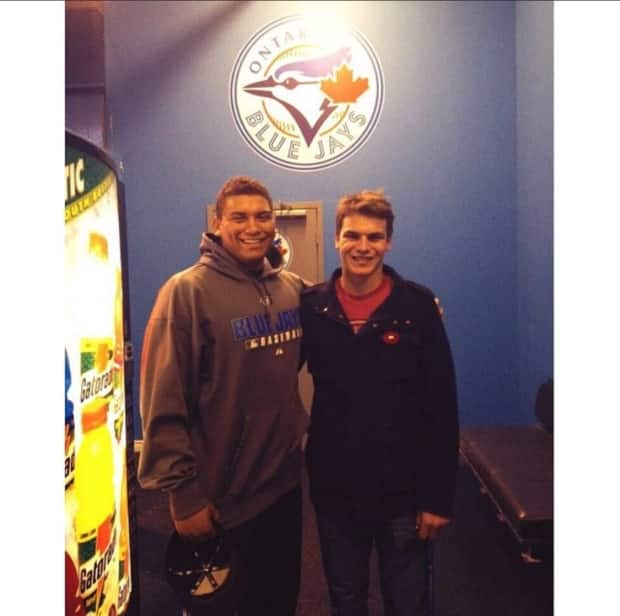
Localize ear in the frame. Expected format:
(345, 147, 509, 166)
(212, 215, 221, 235)
(334, 234, 340, 249)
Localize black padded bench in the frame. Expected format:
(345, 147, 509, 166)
(459, 380, 553, 563)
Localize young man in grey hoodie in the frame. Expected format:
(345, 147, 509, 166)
(138, 176, 308, 615)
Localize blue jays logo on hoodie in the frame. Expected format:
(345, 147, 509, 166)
(230, 14, 384, 172)
(231, 307, 302, 351)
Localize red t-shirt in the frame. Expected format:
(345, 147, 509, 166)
(335, 275, 394, 333)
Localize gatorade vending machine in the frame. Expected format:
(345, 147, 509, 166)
(65, 131, 140, 616)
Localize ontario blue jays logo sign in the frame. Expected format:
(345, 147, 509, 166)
(230, 15, 384, 171)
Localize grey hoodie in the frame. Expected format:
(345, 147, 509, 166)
(138, 233, 309, 528)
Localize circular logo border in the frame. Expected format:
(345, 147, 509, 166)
(229, 14, 384, 172)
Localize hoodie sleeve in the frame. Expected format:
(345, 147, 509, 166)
(137, 275, 209, 521)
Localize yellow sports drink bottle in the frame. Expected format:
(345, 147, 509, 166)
(74, 398, 116, 615)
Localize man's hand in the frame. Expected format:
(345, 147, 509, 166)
(416, 511, 450, 540)
(174, 504, 221, 540)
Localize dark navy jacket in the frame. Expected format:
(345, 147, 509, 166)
(300, 265, 459, 520)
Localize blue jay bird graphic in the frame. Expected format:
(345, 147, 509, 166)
(243, 47, 352, 147)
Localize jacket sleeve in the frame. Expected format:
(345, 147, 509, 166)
(137, 277, 209, 521)
(417, 297, 460, 518)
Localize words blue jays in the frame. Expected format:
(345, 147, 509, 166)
(231, 308, 302, 351)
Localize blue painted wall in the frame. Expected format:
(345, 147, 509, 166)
(516, 2, 554, 421)
(103, 0, 551, 437)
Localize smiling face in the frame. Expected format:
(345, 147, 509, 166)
(213, 194, 276, 271)
(335, 213, 392, 288)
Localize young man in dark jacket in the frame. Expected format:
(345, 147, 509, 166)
(139, 176, 308, 615)
(300, 190, 459, 615)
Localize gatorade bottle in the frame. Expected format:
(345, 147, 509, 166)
(80, 232, 114, 410)
(66, 551, 86, 616)
(65, 349, 76, 489)
(74, 397, 116, 615)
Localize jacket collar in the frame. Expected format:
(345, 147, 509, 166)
(311, 264, 407, 321)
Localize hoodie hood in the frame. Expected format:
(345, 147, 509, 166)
(199, 232, 284, 281)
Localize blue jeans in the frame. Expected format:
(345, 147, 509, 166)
(315, 509, 430, 616)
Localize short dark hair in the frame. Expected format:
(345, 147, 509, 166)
(335, 189, 395, 239)
(214, 176, 273, 217)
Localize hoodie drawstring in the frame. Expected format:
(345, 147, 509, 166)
(254, 279, 273, 317)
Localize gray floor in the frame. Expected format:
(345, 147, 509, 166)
(133, 462, 553, 615)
